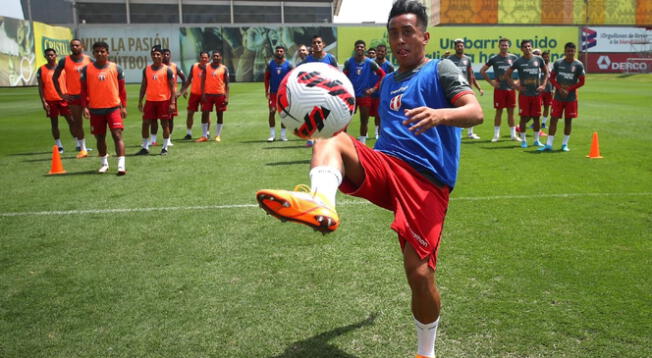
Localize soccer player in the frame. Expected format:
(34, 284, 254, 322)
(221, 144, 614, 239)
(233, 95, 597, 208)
(367, 47, 376, 59)
(305, 35, 338, 67)
(538, 42, 585, 152)
(297, 44, 309, 65)
(540, 50, 553, 129)
(505, 40, 549, 148)
(137, 45, 176, 156)
(480, 38, 520, 142)
(53, 39, 92, 158)
(448, 39, 484, 139)
(343, 40, 385, 144)
(146, 48, 186, 146)
(178, 51, 209, 140)
(371, 44, 395, 139)
(255, 1, 483, 357)
(37, 48, 74, 153)
(79, 41, 127, 175)
(264, 45, 293, 142)
(199, 50, 229, 142)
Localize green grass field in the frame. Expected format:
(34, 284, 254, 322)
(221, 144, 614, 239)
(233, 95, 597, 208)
(1, 74, 651, 358)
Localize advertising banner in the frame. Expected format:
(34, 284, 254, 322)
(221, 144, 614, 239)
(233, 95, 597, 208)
(179, 26, 336, 82)
(78, 25, 180, 82)
(585, 52, 651, 73)
(337, 26, 578, 72)
(0, 16, 36, 86)
(581, 26, 652, 53)
(33, 21, 73, 69)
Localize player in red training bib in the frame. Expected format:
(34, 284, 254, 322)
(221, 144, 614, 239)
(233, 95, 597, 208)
(37, 48, 74, 153)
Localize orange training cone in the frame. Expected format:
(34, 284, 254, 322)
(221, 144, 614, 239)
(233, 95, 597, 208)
(586, 132, 603, 159)
(48, 145, 67, 174)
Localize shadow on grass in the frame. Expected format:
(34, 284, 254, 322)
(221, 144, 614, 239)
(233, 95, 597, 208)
(461, 139, 492, 145)
(43, 170, 98, 177)
(266, 160, 311, 166)
(268, 313, 377, 358)
(263, 145, 308, 150)
(8, 151, 51, 156)
(481, 145, 520, 150)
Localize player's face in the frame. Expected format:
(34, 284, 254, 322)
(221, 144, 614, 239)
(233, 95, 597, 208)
(274, 48, 285, 59)
(212, 52, 221, 63)
(200, 53, 209, 64)
(45, 51, 57, 64)
(70, 41, 83, 55)
(163, 51, 171, 62)
(298, 46, 308, 59)
(312, 38, 324, 53)
(376, 47, 386, 60)
(520, 42, 532, 56)
(355, 43, 365, 57)
(564, 46, 576, 60)
(367, 49, 376, 58)
(499, 41, 509, 54)
(388, 13, 429, 71)
(542, 53, 550, 63)
(455, 42, 464, 55)
(151, 51, 162, 65)
(93, 47, 109, 63)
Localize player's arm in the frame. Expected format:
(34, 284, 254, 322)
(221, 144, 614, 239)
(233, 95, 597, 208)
(264, 65, 271, 98)
(468, 64, 483, 95)
(176, 67, 187, 84)
(138, 68, 147, 112)
(200, 67, 207, 101)
(179, 65, 193, 97)
(79, 67, 90, 119)
(167, 68, 176, 113)
(403, 59, 483, 134)
(117, 65, 127, 118)
(343, 59, 350, 77)
(52, 58, 69, 101)
(537, 58, 549, 93)
(329, 54, 339, 69)
(223, 67, 230, 104)
(505, 66, 522, 92)
(36, 69, 49, 113)
(566, 64, 586, 93)
(365, 62, 385, 96)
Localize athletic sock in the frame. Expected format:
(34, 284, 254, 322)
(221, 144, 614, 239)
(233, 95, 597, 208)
(162, 138, 169, 150)
(510, 126, 517, 137)
(142, 138, 149, 150)
(375, 126, 380, 138)
(280, 127, 287, 138)
(202, 123, 209, 138)
(534, 131, 540, 142)
(415, 317, 439, 358)
(546, 135, 555, 146)
(494, 126, 500, 138)
(357, 136, 367, 144)
(100, 154, 109, 166)
(80, 138, 87, 151)
(563, 135, 570, 146)
(186, 128, 192, 135)
(269, 126, 276, 138)
(55, 138, 63, 147)
(309, 166, 342, 207)
(117, 156, 125, 171)
(467, 127, 474, 135)
(542, 116, 548, 125)
(150, 134, 157, 145)
(520, 132, 527, 142)
(216, 123, 223, 137)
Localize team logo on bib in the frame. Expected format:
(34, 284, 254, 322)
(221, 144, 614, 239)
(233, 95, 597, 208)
(152, 74, 158, 80)
(533, 61, 539, 67)
(98, 73, 106, 81)
(389, 94, 402, 111)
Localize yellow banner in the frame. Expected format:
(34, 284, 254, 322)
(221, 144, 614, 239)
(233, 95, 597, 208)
(498, 0, 542, 24)
(337, 26, 578, 69)
(33, 21, 73, 69)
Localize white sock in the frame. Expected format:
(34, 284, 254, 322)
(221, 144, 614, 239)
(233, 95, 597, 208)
(186, 128, 192, 135)
(280, 127, 287, 138)
(493, 126, 500, 138)
(142, 138, 149, 150)
(149, 134, 157, 145)
(269, 127, 276, 138)
(510, 126, 517, 137)
(546, 135, 555, 146)
(520, 132, 526, 142)
(467, 127, 474, 135)
(162, 137, 169, 150)
(117, 156, 125, 171)
(415, 317, 439, 358)
(100, 155, 109, 166)
(80, 138, 87, 151)
(563, 135, 570, 146)
(375, 126, 380, 138)
(534, 131, 540, 142)
(357, 135, 367, 144)
(202, 123, 208, 138)
(542, 116, 548, 125)
(216, 123, 223, 136)
(309, 166, 343, 207)
(55, 138, 63, 147)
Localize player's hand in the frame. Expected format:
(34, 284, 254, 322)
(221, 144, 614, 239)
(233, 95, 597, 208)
(138, 101, 143, 113)
(265, 92, 269, 99)
(42, 102, 50, 113)
(479, 89, 485, 96)
(169, 103, 175, 113)
(559, 88, 569, 98)
(364, 88, 375, 96)
(82, 107, 90, 119)
(120, 107, 127, 118)
(492, 81, 500, 89)
(183, 91, 188, 99)
(224, 98, 229, 105)
(536, 85, 545, 93)
(61, 94, 73, 102)
(403, 107, 442, 135)
(175, 92, 182, 99)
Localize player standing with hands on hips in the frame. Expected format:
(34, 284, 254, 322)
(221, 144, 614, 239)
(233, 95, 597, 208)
(256, 1, 483, 357)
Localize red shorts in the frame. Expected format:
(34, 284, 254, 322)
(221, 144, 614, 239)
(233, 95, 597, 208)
(143, 100, 171, 120)
(202, 94, 227, 112)
(339, 137, 450, 271)
(493, 89, 516, 109)
(356, 96, 372, 108)
(46, 100, 70, 117)
(551, 99, 578, 119)
(90, 108, 123, 136)
(268, 92, 278, 112)
(187, 93, 202, 112)
(370, 97, 380, 117)
(66, 95, 82, 106)
(541, 92, 553, 106)
(518, 94, 542, 117)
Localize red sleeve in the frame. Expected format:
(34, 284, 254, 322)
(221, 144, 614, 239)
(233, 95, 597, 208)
(119, 79, 127, 107)
(373, 67, 385, 90)
(264, 70, 270, 93)
(567, 75, 585, 92)
(549, 71, 561, 91)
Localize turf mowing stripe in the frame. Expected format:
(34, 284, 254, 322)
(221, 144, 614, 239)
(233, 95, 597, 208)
(1, 192, 650, 218)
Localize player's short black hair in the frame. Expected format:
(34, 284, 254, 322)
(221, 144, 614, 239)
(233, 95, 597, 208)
(355, 40, 366, 47)
(151, 45, 162, 54)
(499, 37, 511, 46)
(275, 45, 285, 51)
(70, 38, 82, 44)
(92, 41, 109, 51)
(565, 42, 576, 49)
(312, 35, 323, 41)
(520, 39, 532, 47)
(376, 44, 387, 50)
(212, 50, 221, 56)
(199, 51, 209, 57)
(368, 47, 376, 52)
(44, 48, 56, 55)
(161, 48, 171, 53)
(387, 0, 428, 31)
(542, 50, 551, 55)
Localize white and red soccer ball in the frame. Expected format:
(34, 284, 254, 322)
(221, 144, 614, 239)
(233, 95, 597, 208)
(276, 62, 355, 139)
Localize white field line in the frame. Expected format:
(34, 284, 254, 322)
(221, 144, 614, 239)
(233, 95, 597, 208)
(1, 192, 650, 218)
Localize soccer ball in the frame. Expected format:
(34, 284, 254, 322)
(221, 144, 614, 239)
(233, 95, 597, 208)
(277, 62, 355, 139)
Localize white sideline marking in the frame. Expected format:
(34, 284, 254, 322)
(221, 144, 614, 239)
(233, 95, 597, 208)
(1, 192, 650, 218)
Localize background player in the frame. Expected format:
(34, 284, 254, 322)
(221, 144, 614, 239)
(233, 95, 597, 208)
(296, 44, 309, 65)
(80, 41, 127, 175)
(199, 50, 229, 142)
(367, 47, 376, 59)
(256, 1, 483, 357)
(343, 40, 385, 144)
(539, 42, 585, 152)
(148, 48, 186, 147)
(480, 38, 520, 142)
(178, 51, 209, 140)
(540, 50, 553, 130)
(53, 39, 92, 158)
(137, 45, 176, 156)
(37, 48, 74, 153)
(448, 39, 484, 139)
(505, 40, 549, 148)
(264, 45, 293, 142)
(371, 44, 395, 139)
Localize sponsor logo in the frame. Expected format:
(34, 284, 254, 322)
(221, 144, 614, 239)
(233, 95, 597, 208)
(597, 55, 611, 70)
(582, 27, 597, 51)
(41, 36, 68, 55)
(389, 94, 402, 111)
(409, 227, 429, 248)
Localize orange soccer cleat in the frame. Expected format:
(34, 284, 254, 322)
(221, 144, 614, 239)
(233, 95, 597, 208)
(75, 150, 88, 159)
(256, 185, 339, 234)
(195, 136, 208, 143)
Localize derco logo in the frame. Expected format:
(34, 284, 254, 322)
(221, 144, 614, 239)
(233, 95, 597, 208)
(597, 56, 611, 70)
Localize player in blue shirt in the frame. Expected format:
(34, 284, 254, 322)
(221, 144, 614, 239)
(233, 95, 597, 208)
(264, 46, 293, 142)
(371, 44, 395, 139)
(304, 35, 338, 67)
(343, 40, 385, 144)
(256, 1, 483, 357)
